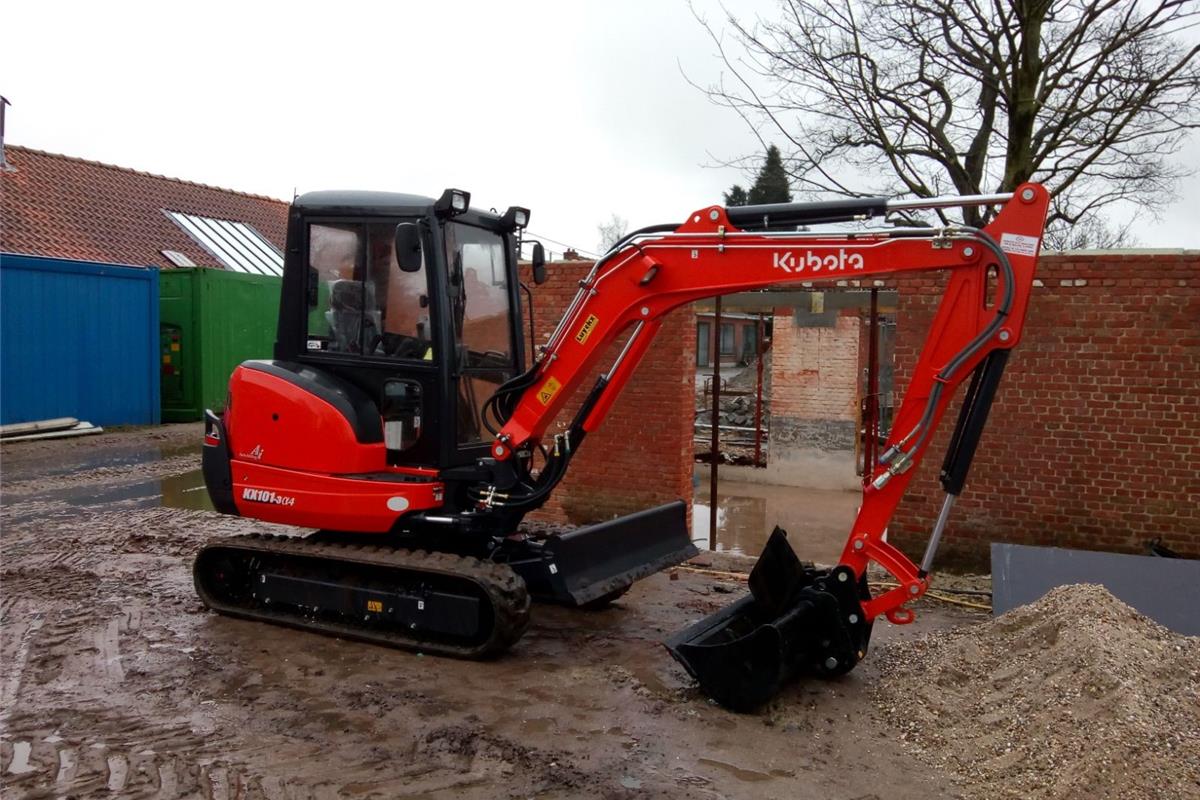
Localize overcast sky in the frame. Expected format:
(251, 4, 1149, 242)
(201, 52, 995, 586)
(4, 0, 1198, 256)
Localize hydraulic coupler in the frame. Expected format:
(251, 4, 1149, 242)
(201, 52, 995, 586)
(666, 528, 873, 711)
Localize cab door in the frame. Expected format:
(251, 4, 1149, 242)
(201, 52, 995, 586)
(440, 221, 522, 464)
(300, 218, 442, 467)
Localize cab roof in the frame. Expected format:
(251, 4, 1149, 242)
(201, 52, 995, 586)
(294, 190, 434, 215)
(293, 190, 505, 225)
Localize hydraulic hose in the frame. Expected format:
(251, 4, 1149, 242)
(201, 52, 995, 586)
(878, 227, 1014, 479)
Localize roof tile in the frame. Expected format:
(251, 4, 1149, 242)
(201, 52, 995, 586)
(0, 146, 288, 269)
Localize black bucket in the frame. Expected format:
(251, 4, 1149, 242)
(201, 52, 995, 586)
(666, 527, 873, 711)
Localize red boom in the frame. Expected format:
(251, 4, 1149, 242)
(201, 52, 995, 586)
(491, 184, 1050, 626)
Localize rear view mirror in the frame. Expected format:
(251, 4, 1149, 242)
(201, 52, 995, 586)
(394, 223, 422, 273)
(531, 242, 547, 285)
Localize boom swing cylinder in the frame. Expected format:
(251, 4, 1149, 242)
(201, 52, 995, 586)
(473, 185, 1049, 708)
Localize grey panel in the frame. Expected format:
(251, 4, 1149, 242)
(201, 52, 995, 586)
(792, 309, 839, 328)
(991, 543, 1200, 635)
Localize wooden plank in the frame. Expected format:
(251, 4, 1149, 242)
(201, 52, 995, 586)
(1, 422, 103, 443)
(0, 417, 80, 438)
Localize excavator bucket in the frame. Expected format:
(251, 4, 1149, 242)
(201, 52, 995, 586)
(666, 528, 874, 711)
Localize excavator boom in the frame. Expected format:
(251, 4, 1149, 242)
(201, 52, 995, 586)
(471, 185, 1049, 706)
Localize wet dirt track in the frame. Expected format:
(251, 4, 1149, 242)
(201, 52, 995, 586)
(1, 425, 975, 799)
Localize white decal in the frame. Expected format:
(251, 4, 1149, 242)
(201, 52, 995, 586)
(241, 488, 296, 507)
(1000, 232, 1039, 257)
(808, 249, 865, 272)
(386, 496, 410, 512)
(772, 250, 865, 273)
(773, 252, 798, 272)
(238, 444, 264, 461)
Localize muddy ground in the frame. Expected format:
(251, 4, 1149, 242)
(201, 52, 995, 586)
(1, 424, 980, 799)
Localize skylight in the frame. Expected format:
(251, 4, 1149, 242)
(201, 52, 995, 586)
(165, 211, 284, 276)
(160, 249, 196, 267)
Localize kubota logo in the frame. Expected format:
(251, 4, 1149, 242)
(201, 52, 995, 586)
(772, 250, 865, 273)
(241, 488, 296, 507)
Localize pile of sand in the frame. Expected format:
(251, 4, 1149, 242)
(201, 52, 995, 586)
(873, 584, 1200, 799)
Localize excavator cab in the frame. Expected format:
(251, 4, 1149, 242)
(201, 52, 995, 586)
(271, 188, 524, 473)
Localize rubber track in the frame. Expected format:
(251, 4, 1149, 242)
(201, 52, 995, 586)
(194, 533, 530, 659)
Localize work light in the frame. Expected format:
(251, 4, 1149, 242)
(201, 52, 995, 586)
(501, 206, 531, 230)
(435, 188, 470, 217)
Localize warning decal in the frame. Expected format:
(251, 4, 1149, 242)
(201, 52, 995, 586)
(537, 376, 562, 406)
(574, 314, 600, 344)
(1000, 232, 1040, 257)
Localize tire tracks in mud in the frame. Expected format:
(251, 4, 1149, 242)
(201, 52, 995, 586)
(0, 494, 598, 799)
(2, 426, 963, 800)
(1, 712, 597, 799)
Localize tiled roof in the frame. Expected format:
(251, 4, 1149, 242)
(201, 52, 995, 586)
(0, 145, 288, 269)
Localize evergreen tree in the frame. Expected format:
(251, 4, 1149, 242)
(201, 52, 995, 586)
(747, 145, 792, 205)
(723, 185, 749, 206)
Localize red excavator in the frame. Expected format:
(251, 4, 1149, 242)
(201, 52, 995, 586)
(196, 184, 1049, 709)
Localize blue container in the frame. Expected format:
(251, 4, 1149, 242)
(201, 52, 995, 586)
(1, 254, 161, 426)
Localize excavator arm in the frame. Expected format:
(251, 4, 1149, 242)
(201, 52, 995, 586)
(474, 184, 1049, 707)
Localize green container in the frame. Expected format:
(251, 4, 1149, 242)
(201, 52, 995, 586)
(159, 268, 281, 422)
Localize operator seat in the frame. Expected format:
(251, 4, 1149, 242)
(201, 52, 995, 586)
(326, 279, 382, 353)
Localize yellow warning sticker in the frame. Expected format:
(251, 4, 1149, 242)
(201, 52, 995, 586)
(574, 314, 600, 345)
(366, 599, 383, 613)
(537, 376, 562, 406)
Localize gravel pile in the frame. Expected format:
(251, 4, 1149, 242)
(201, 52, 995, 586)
(873, 583, 1200, 799)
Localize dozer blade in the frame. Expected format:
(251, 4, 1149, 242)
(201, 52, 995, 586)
(666, 527, 873, 711)
(516, 500, 698, 607)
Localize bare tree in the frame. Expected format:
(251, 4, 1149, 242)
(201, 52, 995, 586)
(694, 0, 1200, 228)
(1043, 215, 1139, 251)
(597, 213, 629, 252)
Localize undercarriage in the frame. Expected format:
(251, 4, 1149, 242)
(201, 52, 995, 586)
(194, 502, 696, 658)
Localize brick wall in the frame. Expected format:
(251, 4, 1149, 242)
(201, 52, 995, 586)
(890, 252, 1200, 564)
(519, 261, 695, 526)
(769, 309, 861, 442)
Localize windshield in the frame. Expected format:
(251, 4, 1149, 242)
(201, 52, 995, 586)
(443, 223, 513, 369)
(443, 222, 515, 444)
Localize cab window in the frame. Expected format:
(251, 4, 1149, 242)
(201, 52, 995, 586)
(307, 222, 434, 360)
(443, 222, 515, 443)
(444, 223, 513, 368)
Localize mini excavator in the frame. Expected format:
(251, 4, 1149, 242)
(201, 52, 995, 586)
(197, 184, 1049, 709)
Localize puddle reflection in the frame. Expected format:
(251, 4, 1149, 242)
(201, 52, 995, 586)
(693, 477, 861, 564)
(160, 469, 213, 511)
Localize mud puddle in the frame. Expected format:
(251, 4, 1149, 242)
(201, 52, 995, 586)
(693, 475, 860, 563)
(2, 467, 212, 522)
(2, 440, 198, 483)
